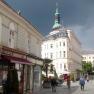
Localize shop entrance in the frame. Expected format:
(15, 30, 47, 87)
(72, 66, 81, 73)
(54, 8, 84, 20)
(0, 59, 25, 94)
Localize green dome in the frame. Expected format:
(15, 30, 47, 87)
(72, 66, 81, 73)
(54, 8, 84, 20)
(52, 22, 61, 29)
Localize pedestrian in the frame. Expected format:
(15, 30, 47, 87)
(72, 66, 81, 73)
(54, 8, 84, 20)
(66, 75, 71, 89)
(86, 75, 89, 82)
(51, 77, 57, 92)
(79, 77, 85, 91)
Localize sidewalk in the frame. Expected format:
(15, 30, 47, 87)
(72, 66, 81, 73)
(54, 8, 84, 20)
(33, 80, 94, 94)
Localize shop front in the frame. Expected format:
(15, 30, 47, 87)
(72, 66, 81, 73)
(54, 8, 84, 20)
(0, 46, 32, 94)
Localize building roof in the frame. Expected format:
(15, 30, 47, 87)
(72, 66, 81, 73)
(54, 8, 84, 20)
(82, 50, 94, 55)
(44, 28, 68, 41)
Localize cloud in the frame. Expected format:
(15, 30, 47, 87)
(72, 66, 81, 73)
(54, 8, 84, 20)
(70, 20, 94, 49)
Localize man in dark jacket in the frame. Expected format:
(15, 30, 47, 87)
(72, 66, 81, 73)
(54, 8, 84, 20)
(79, 77, 85, 90)
(51, 77, 57, 92)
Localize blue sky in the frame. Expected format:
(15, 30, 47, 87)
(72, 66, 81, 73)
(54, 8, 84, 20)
(6, 0, 94, 50)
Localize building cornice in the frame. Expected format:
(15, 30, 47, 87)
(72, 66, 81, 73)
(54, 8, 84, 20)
(0, 45, 44, 62)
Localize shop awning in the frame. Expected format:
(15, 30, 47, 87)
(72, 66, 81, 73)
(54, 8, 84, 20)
(62, 71, 70, 74)
(1, 55, 31, 65)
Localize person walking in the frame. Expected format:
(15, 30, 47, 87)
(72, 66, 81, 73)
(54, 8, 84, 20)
(51, 77, 57, 92)
(79, 77, 85, 91)
(86, 75, 89, 82)
(66, 75, 71, 89)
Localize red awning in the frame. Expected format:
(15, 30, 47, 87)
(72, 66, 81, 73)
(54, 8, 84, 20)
(1, 55, 31, 65)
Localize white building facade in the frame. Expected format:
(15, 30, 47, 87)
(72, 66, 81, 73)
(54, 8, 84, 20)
(41, 6, 82, 79)
(82, 50, 94, 67)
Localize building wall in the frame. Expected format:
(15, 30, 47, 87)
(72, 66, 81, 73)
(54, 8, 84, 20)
(41, 29, 82, 77)
(0, 2, 43, 58)
(0, 1, 43, 93)
(68, 30, 82, 71)
(82, 54, 94, 67)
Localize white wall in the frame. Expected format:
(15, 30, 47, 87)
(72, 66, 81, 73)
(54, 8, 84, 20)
(42, 29, 82, 76)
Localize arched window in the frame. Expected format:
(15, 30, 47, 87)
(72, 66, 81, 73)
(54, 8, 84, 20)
(9, 23, 16, 48)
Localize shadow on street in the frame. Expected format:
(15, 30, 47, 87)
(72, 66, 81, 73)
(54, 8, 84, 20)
(33, 85, 79, 94)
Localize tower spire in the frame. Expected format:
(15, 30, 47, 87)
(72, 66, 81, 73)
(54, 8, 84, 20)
(52, 3, 61, 30)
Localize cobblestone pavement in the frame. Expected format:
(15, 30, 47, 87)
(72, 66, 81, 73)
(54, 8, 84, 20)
(33, 80, 94, 94)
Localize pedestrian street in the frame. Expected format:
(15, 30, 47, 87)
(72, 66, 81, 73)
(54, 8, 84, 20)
(33, 80, 94, 94)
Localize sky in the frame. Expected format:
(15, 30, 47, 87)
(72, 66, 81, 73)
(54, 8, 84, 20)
(6, 0, 94, 50)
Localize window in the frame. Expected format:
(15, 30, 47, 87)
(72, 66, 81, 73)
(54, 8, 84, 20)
(50, 53, 53, 59)
(64, 64, 67, 70)
(82, 57, 84, 59)
(45, 45, 46, 49)
(60, 51, 62, 57)
(50, 44, 53, 48)
(45, 53, 46, 58)
(56, 43, 58, 48)
(63, 42, 65, 46)
(84, 57, 86, 59)
(63, 51, 66, 58)
(60, 63, 62, 69)
(60, 42, 61, 46)
(89, 57, 91, 59)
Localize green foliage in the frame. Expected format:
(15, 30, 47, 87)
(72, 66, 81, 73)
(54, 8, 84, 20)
(82, 61, 92, 73)
(49, 64, 54, 73)
(54, 70, 58, 78)
(41, 74, 46, 80)
(42, 58, 52, 77)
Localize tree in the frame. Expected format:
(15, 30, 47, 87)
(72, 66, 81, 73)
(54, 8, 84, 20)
(42, 58, 52, 77)
(49, 64, 54, 73)
(82, 61, 92, 74)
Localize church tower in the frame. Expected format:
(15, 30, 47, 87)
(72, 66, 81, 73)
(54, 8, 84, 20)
(52, 3, 61, 30)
